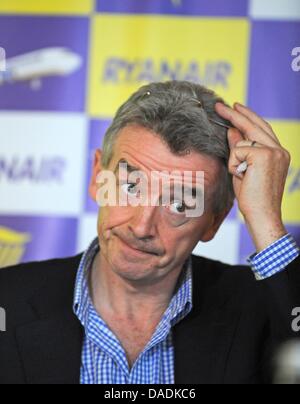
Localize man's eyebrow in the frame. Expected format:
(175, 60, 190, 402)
(114, 159, 203, 196)
(114, 159, 140, 175)
(169, 184, 201, 198)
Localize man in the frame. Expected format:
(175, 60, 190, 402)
(0, 81, 299, 384)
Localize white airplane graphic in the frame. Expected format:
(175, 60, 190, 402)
(0, 47, 82, 90)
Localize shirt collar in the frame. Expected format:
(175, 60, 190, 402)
(73, 238, 99, 327)
(73, 237, 193, 330)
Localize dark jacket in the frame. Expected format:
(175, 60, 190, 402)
(0, 253, 299, 384)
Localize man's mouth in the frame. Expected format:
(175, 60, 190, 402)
(117, 235, 160, 257)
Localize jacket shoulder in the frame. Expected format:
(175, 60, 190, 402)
(191, 254, 254, 280)
(0, 254, 83, 303)
(190, 254, 258, 301)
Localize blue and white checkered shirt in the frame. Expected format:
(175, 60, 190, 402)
(247, 234, 300, 281)
(74, 238, 193, 384)
(74, 234, 299, 384)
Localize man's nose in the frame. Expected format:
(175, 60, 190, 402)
(128, 206, 158, 240)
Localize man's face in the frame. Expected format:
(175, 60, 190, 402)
(90, 125, 229, 284)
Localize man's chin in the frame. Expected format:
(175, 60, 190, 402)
(110, 255, 163, 283)
(114, 266, 160, 283)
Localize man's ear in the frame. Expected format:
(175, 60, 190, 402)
(89, 149, 103, 202)
(200, 207, 232, 243)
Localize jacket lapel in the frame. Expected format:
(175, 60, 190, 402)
(174, 256, 242, 384)
(15, 262, 84, 384)
(16, 311, 83, 384)
(173, 303, 241, 384)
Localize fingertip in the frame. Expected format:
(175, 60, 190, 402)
(235, 172, 244, 180)
(214, 102, 224, 110)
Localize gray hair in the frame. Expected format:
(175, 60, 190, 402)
(102, 81, 235, 214)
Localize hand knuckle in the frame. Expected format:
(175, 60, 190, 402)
(274, 149, 284, 159)
(283, 149, 291, 163)
(273, 148, 290, 163)
(263, 148, 273, 159)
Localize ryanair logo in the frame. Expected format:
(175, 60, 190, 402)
(0, 156, 66, 183)
(102, 58, 232, 88)
(0, 227, 31, 268)
(88, 15, 249, 117)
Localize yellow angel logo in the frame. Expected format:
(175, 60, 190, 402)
(0, 227, 31, 268)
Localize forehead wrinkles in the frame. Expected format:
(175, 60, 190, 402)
(111, 127, 220, 192)
(117, 131, 216, 171)
(113, 128, 194, 171)
(114, 150, 216, 192)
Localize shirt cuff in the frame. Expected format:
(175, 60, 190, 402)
(247, 234, 300, 281)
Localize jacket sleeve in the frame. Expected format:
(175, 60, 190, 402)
(260, 255, 300, 383)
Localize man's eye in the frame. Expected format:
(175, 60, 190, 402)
(121, 183, 139, 196)
(168, 201, 187, 215)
